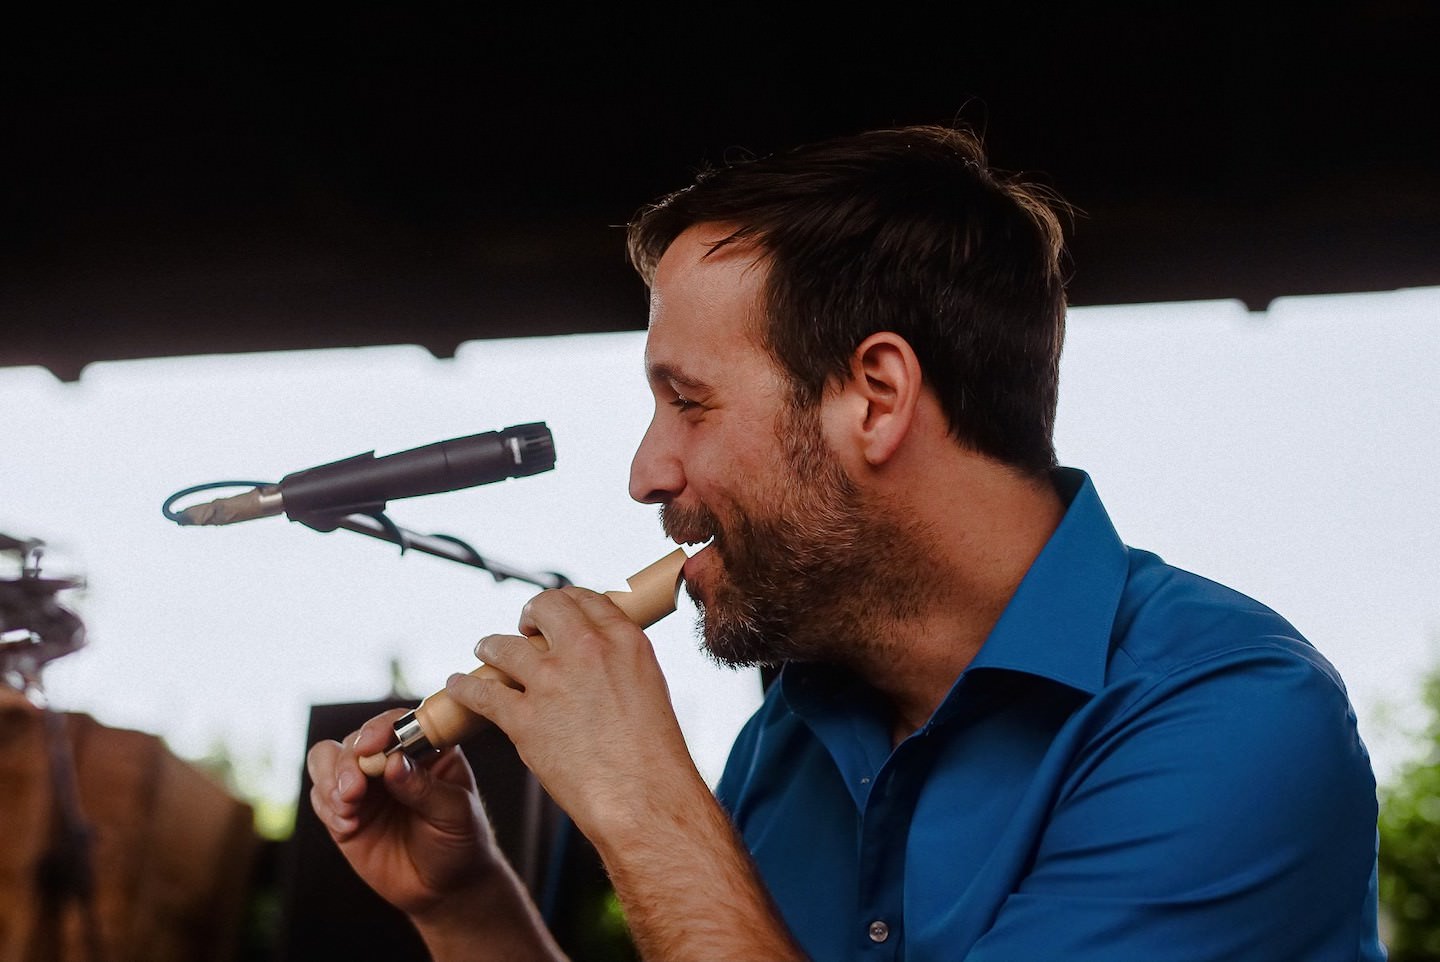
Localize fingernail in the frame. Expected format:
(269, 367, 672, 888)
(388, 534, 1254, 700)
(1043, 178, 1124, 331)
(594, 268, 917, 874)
(337, 771, 354, 796)
(396, 754, 414, 780)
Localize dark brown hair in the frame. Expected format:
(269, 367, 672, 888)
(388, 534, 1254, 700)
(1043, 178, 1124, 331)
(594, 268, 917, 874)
(627, 124, 1069, 474)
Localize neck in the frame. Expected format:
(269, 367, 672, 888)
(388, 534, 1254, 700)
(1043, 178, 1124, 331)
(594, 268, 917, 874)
(852, 458, 1066, 745)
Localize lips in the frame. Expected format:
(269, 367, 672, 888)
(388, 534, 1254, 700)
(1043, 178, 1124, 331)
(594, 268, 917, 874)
(678, 536, 717, 601)
(660, 503, 722, 599)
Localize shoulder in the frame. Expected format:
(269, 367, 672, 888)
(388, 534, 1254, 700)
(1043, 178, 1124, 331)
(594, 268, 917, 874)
(1067, 548, 1377, 868)
(1109, 547, 1348, 694)
(1009, 555, 1381, 958)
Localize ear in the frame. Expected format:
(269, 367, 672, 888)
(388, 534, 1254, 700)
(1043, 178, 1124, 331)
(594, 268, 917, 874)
(827, 332, 923, 467)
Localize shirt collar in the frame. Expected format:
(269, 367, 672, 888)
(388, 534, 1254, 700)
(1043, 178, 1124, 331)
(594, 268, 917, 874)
(777, 468, 1128, 739)
(961, 467, 1127, 696)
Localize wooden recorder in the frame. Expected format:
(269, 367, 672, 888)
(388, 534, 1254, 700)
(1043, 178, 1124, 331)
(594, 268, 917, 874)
(359, 548, 686, 776)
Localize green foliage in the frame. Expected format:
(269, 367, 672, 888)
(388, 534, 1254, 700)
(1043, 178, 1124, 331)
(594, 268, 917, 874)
(188, 735, 296, 840)
(1379, 666, 1440, 960)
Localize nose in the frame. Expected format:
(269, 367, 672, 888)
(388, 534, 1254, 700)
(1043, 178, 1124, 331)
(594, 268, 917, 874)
(629, 414, 684, 505)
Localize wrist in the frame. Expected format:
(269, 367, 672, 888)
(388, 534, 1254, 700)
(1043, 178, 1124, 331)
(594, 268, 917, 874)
(578, 770, 804, 959)
(410, 858, 566, 962)
(586, 764, 718, 860)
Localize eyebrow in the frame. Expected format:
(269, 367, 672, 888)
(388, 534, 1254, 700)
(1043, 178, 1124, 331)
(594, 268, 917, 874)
(646, 361, 710, 393)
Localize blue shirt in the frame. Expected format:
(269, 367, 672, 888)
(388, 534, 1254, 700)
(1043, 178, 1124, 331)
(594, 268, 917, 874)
(716, 469, 1384, 961)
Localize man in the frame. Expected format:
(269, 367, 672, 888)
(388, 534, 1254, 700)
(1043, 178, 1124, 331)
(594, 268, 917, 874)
(308, 124, 1385, 960)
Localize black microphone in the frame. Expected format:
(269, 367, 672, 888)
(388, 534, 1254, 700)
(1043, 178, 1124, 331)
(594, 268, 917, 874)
(173, 422, 556, 528)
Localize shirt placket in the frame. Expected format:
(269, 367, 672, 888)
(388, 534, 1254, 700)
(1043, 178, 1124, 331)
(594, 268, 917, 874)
(854, 733, 932, 960)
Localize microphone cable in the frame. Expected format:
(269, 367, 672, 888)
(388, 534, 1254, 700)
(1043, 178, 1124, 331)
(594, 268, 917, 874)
(161, 482, 273, 524)
(161, 480, 571, 590)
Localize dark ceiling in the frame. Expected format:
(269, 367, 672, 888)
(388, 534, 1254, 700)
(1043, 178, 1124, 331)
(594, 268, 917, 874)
(4, 5, 1438, 381)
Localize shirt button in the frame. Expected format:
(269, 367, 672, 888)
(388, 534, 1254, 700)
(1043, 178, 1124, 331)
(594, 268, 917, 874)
(868, 920, 890, 943)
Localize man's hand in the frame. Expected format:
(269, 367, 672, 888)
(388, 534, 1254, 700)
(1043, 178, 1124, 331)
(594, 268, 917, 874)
(443, 587, 807, 962)
(445, 586, 699, 841)
(306, 709, 566, 960)
(307, 709, 492, 915)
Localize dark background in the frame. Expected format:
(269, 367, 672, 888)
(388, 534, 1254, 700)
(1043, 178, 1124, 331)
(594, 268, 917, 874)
(5, 3, 1437, 381)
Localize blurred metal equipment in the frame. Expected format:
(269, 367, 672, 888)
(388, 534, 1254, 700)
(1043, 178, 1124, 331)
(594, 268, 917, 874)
(0, 534, 86, 701)
(0, 533, 102, 962)
(0, 534, 257, 962)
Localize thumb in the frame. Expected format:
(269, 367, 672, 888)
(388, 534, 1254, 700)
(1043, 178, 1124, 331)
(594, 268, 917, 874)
(383, 749, 481, 834)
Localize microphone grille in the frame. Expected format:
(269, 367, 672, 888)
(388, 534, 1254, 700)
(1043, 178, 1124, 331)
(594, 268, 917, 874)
(504, 422, 557, 477)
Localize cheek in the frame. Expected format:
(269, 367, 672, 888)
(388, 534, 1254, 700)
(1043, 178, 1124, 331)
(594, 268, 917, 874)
(689, 433, 763, 494)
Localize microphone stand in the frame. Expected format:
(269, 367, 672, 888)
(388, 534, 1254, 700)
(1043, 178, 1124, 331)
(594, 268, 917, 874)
(162, 484, 574, 590)
(320, 512, 573, 589)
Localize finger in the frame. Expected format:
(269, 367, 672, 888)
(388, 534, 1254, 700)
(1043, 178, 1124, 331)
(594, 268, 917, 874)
(350, 707, 414, 756)
(516, 585, 590, 638)
(426, 743, 481, 794)
(309, 737, 366, 813)
(472, 632, 544, 686)
(562, 585, 640, 630)
(381, 745, 484, 834)
(517, 585, 624, 643)
(346, 707, 414, 779)
(307, 737, 340, 788)
(330, 706, 415, 797)
(306, 741, 363, 837)
(445, 671, 523, 726)
(528, 587, 675, 701)
(521, 586, 643, 654)
(306, 739, 342, 805)
(310, 781, 361, 838)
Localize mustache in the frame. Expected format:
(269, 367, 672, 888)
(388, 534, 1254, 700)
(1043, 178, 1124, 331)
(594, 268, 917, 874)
(659, 503, 720, 545)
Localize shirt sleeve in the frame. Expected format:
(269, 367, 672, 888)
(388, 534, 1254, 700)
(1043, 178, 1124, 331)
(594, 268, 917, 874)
(966, 643, 1385, 962)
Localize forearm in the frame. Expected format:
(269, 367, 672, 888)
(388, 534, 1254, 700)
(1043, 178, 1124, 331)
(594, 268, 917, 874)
(594, 773, 807, 962)
(411, 858, 568, 962)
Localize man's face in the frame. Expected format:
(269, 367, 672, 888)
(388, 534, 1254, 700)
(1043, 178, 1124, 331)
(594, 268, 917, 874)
(661, 399, 910, 667)
(630, 226, 927, 668)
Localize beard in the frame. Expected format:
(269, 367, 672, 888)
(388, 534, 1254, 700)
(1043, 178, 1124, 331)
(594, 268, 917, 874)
(661, 402, 932, 670)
